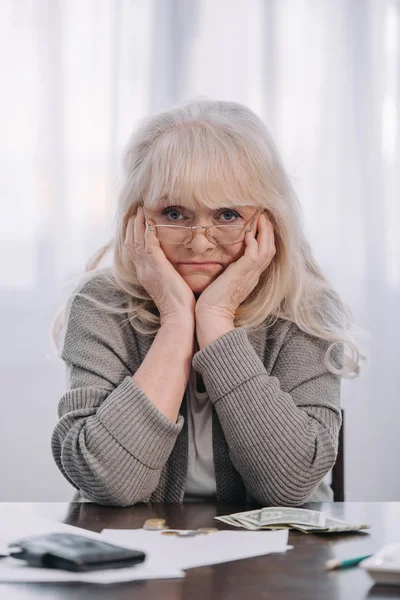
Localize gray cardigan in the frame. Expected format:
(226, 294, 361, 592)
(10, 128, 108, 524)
(51, 273, 342, 506)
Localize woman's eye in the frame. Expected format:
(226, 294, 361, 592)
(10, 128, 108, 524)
(163, 209, 182, 220)
(219, 210, 240, 221)
(162, 208, 241, 221)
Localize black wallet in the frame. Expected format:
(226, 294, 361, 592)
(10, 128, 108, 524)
(8, 532, 146, 572)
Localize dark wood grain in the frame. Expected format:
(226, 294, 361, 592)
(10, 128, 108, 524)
(2, 501, 400, 600)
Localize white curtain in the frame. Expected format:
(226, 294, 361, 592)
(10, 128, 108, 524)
(1, 0, 399, 500)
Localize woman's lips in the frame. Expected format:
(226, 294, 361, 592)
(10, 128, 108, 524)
(178, 262, 222, 270)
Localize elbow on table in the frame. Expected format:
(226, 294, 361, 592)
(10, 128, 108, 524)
(77, 492, 146, 508)
(249, 481, 328, 508)
(249, 485, 315, 508)
(248, 455, 337, 507)
(55, 426, 161, 507)
(73, 481, 155, 507)
(59, 451, 160, 507)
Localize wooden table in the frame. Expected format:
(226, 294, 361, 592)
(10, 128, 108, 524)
(1, 501, 400, 599)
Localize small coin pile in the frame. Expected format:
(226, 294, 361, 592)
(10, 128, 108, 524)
(215, 507, 371, 534)
(143, 519, 219, 538)
(143, 519, 168, 531)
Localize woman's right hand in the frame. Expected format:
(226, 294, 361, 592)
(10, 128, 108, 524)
(124, 205, 196, 326)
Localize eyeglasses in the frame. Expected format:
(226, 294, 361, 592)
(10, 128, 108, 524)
(144, 209, 261, 246)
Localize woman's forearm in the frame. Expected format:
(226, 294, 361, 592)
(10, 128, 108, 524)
(192, 326, 341, 505)
(195, 314, 235, 349)
(213, 382, 339, 505)
(132, 319, 195, 422)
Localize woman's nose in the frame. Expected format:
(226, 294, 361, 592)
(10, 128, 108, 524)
(184, 228, 216, 252)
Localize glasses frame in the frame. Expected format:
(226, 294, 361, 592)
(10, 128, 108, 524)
(144, 208, 262, 246)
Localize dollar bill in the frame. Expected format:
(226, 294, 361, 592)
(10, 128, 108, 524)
(257, 508, 326, 528)
(214, 516, 262, 530)
(288, 516, 371, 534)
(215, 509, 269, 530)
(215, 507, 324, 529)
(215, 509, 370, 534)
(215, 517, 288, 531)
(231, 507, 326, 528)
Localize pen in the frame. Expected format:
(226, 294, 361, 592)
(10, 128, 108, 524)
(325, 554, 373, 570)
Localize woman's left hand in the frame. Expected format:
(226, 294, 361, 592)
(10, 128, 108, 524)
(195, 212, 276, 321)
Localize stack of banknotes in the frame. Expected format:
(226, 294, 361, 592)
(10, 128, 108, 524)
(215, 507, 370, 533)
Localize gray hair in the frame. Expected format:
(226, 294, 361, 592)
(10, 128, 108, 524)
(52, 97, 366, 377)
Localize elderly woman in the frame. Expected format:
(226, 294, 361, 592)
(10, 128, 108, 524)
(51, 98, 362, 507)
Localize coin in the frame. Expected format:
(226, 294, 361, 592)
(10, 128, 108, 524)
(196, 527, 219, 534)
(177, 531, 199, 537)
(145, 518, 165, 525)
(161, 530, 179, 536)
(143, 518, 166, 530)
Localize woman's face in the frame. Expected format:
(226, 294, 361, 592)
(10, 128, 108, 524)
(144, 202, 260, 296)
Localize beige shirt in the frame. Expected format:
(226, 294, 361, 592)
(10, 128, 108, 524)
(183, 367, 217, 498)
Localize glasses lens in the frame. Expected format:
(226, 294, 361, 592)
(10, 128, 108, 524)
(153, 225, 246, 245)
(154, 226, 192, 244)
(209, 226, 246, 245)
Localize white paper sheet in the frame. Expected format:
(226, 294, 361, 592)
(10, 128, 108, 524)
(101, 528, 291, 570)
(0, 505, 184, 583)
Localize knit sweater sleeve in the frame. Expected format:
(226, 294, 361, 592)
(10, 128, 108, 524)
(191, 324, 342, 506)
(51, 277, 183, 506)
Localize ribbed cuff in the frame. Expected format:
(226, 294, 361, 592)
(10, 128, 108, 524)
(97, 376, 183, 469)
(58, 387, 110, 416)
(192, 327, 266, 402)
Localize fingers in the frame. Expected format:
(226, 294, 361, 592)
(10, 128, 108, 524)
(124, 214, 136, 257)
(142, 207, 160, 251)
(125, 206, 167, 278)
(243, 216, 260, 258)
(134, 206, 147, 253)
(124, 206, 145, 261)
(258, 212, 276, 261)
(124, 206, 151, 253)
(243, 212, 275, 264)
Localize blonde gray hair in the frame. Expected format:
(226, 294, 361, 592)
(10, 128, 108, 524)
(52, 97, 366, 377)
